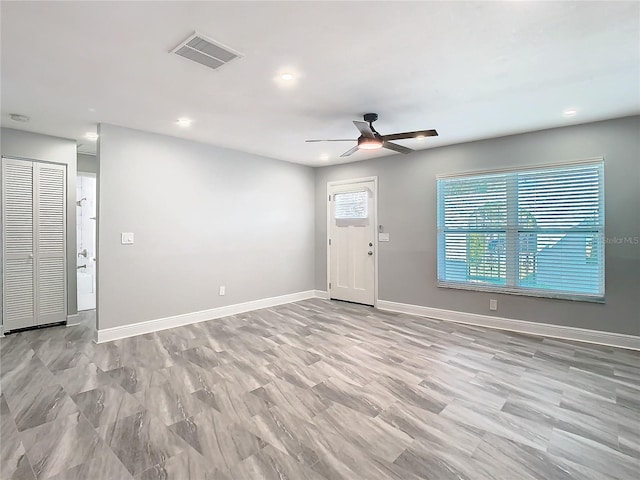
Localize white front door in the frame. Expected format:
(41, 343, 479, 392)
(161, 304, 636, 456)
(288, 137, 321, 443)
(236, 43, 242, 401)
(328, 179, 376, 306)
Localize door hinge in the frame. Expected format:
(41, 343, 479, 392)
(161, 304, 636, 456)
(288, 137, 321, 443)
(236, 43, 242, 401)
(328, 194, 331, 201)
(329, 282, 331, 289)
(328, 238, 331, 246)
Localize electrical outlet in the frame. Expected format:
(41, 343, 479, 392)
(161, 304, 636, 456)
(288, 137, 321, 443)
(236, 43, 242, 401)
(219, 286, 226, 296)
(489, 299, 498, 311)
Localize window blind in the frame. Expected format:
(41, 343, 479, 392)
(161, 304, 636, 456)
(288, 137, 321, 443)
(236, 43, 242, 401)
(437, 160, 604, 301)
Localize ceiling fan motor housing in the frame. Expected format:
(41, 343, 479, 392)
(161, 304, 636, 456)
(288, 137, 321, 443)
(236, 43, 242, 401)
(363, 113, 378, 123)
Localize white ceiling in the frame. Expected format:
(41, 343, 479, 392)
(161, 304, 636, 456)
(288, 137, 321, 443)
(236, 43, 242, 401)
(2, 1, 638, 166)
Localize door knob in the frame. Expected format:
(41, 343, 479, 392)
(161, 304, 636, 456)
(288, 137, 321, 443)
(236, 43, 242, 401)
(369, 242, 373, 247)
(368, 251, 373, 256)
(28, 253, 34, 259)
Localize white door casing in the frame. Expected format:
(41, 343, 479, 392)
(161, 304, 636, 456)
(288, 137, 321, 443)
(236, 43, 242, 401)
(2, 157, 67, 332)
(328, 178, 377, 306)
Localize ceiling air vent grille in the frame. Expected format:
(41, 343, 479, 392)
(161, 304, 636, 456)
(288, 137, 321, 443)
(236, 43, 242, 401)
(172, 32, 242, 71)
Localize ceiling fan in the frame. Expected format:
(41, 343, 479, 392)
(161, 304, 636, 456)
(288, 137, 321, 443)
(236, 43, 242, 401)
(306, 113, 438, 157)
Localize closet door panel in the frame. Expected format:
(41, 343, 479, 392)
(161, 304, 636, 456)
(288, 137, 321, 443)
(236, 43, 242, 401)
(35, 163, 66, 324)
(2, 159, 35, 330)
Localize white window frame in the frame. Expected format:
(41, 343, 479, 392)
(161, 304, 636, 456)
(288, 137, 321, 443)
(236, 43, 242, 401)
(436, 157, 605, 303)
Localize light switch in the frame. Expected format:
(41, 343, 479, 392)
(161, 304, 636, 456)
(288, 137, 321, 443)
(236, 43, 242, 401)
(378, 232, 390, 242)
(121, 232, 134, 245)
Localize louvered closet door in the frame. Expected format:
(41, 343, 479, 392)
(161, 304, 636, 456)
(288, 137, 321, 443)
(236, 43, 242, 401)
(2, 158, 66, 331)
(34, 162, 67, 325)
(2, 158, 36, 330)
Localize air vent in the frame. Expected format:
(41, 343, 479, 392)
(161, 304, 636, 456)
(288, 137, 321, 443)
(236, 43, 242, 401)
(172, 32, 242, 71)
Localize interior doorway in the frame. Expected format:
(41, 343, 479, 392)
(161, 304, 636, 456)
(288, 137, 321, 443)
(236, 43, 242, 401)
(327, 177, 377, 306)
(76, 172, 96, 311)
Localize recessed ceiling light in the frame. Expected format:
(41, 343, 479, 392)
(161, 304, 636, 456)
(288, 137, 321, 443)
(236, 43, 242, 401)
(281, 73, 295, 81)
(563, 109, 577, 117)
(176, 118, 192, 127)
(320, 154, 329, 161)
(9, 113, 30, 123)
(88, 108, 96, 113)
(85, 132, 99, 141)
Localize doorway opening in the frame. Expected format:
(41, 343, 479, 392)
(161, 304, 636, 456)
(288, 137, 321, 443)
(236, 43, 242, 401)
(76, 172, 96, 311)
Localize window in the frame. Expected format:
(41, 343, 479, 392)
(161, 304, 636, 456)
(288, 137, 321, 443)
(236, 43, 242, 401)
(437, 160, 604, 301)
(334, 191, 368, 219)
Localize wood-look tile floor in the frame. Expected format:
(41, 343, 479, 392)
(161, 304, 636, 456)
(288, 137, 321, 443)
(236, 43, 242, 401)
(1, 299, 639, 479)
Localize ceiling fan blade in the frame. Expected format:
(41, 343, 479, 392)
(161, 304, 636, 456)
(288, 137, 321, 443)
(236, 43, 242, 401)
(340, 145, 359, 157)
(381, 129, 438, 141)
(305, 139, 356, 143)
(353, 121, 375, 138)
(383, 141, 413, 154)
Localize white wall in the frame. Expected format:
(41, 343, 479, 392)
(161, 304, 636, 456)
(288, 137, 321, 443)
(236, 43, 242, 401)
(1, 127, 78, 320)
(315, 116, 640, 336)
(96, 124, 315, 330)
(4, 117, 637, 340)
(77, 152, 97, 173)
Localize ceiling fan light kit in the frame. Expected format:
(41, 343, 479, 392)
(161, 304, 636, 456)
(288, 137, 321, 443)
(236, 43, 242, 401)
(306, 113, 438, 158)
(358, 136, 383, 150)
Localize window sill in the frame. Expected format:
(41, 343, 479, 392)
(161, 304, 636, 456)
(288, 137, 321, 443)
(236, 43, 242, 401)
(437, 282, 605, 304)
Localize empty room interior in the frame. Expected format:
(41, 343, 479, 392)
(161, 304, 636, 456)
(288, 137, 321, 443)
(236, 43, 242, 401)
(1, 1, 639, 479)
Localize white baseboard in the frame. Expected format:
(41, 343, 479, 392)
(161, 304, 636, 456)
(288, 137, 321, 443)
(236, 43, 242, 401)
(66, 314, 81, 326)
(377, 300, 640, 351)
(93, 290, 639, 351)
(95, 290, 320, 343)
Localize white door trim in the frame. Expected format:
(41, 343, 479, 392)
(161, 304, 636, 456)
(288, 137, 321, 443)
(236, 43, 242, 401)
(326, 176, 378, 307)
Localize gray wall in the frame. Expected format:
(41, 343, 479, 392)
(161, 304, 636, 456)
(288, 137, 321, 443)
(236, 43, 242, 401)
(1, 127, 78, 319)
(96, 124, 315, 330)
(77, 153, 97, 173)
(315, 116, 640, 336)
